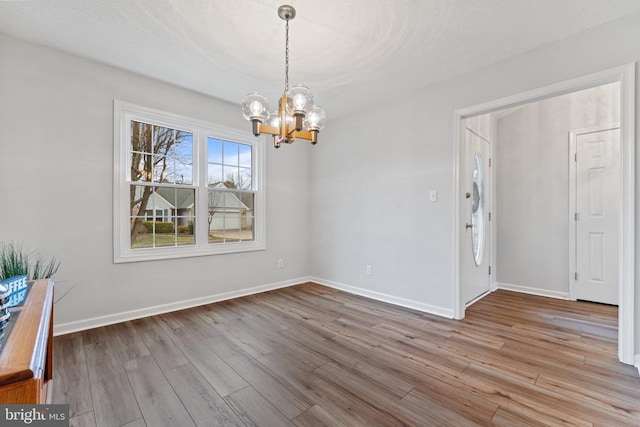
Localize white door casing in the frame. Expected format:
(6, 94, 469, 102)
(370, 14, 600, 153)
(460, 128, 491, 304)
(570, 126, 620, 305)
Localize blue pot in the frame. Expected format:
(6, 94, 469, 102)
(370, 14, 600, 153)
(0, 275, 28, 295)
(0, 275, 29, 316)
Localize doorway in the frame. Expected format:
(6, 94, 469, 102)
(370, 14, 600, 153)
(453, 64, 635, 365)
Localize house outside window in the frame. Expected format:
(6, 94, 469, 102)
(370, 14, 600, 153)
(114, 101, 265, 263)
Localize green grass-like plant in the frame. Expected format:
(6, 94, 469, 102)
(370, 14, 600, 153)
(0, 242, 60, 280)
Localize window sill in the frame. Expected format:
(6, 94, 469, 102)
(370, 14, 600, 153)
(113, 241, 266, 263)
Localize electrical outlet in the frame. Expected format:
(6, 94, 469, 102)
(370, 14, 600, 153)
(429, 190, 438, 202)
(366, 265, 372, 275)
(277, 259, 284, 269)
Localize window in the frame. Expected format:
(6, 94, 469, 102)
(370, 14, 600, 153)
(114, 101, 265, 262)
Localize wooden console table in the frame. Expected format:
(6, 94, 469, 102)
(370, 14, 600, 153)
(0, 279, 54, 403)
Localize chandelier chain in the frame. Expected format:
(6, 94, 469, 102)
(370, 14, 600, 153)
(284, 16, 289, 93)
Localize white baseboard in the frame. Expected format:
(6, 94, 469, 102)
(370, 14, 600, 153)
(497, 282, 569, 300)
(53, 276, 310, 336)
(635, 354, 640, 376)
(310, 277, 454, 319)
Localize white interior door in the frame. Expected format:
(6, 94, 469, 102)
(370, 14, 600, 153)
(575, 128, 620, 305)
(461, 128, 491, 304)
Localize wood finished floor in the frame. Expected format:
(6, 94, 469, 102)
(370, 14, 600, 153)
(53, 283, 640, 426)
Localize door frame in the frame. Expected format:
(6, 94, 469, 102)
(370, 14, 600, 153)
(568, 123, 620, 302)
(452, 63, 635, 365)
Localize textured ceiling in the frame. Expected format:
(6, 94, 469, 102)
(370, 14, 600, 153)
(1, 0, 640, 117)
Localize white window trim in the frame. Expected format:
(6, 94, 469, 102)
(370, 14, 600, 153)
(113, 100, 266, 263)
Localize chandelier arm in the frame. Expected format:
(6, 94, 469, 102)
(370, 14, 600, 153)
(291, 130, 312, 141)
(255, 123, 279, 136)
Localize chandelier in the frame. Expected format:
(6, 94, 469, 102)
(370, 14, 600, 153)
(242, 5, 326, 148)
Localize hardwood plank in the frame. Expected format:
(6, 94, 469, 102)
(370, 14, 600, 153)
(69, 411, 96, 427)
(258, 351, 404, 426)
(236, 315, 330, 369)
(84, 336, 141, 427)
(52, 333, 93, 417)
(535, 373, 640, 422)
(409, 374, 500, 425)
(121, 418, 147, 427)
(207, 334, 312, 418)
(81, 325, 111, 345)
(164, 363, 244, 427)
(292, 405, 347, 427)
(314, 362, 431, 426)
(108, 321, 150, 363)
(134, 317, 189, 371)
(462, 362, 595, 426)
(124, 355, 194, 427)
(170, 310, 219, 342)
(159, 315, 248, 397)
(224, 386, 294, 427)
(201, 302, 241, 323)
(213, 319, 274, 358)
(400, 389, 485, 427)
(490, 406, 548, 427)
(292, 334, 415, 398)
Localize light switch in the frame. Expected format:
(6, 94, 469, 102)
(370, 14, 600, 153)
(430, 190, 438, 202)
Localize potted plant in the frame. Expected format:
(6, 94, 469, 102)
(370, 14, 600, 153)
(0, 242, 60, 304)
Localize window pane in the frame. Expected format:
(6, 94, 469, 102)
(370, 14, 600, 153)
(223, 167, 252, 190)
(175, 188, 195, 216)
(207, 191, 251, 244)
(153, 187, 174, 214)
(177, 217, 195, 246)
(130, 218, 153, 249)
(223, 166, 238, 187)
(239, 192, 254, 241)
(223, 213, 241, 242)
(131, 152, 152, 182)
(207, 137, 223, 164)
(241, 216, 254, 241)
(208, 190, 223, 243)
(131, 121, 153, 154)
(153, 155, 168, 183)
(167, 134, 193, 185)
(223, 141, 239, 166)
(208, 190, 244, 243)
(154, 225, 176, 246)
(239, 143, 252, 168)
(129, 186, 193, 249)
(208, 163, 223, 186)
(130, 184, 155, 218)
(238, 167, 252, 190)
(239, 192, 255, 212)
(130, 182, 156, 249)
(153, 126, 174, 153)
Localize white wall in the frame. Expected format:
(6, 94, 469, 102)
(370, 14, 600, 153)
(0, 33, 311, 333)
(496, 83, 620, 296)
(309, 11, 640, 353)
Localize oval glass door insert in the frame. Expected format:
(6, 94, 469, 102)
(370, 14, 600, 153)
(471, 152, 485, 266)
